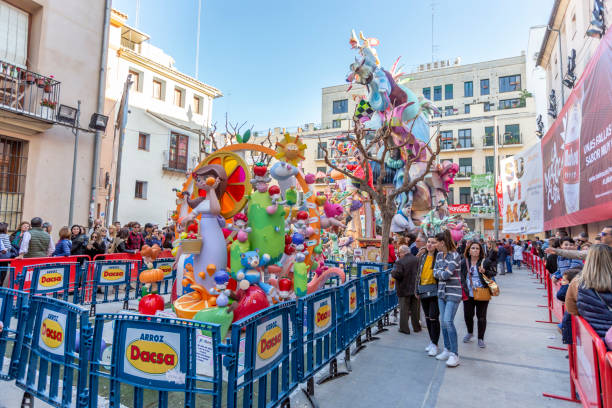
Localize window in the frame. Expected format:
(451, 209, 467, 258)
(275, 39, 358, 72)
(0, 2, 28, 68)
(484, 102, 491, 112)
(174, 88, 184, 107)
(458, 129, 472, 148)
(332, 99, 348, 114)
(433, 86, 442, 101)
(444, 106, 454, 116)
(0, 136, 27, 230)
(485, 156, 495, 173)
(480, 79, 490, 95)
(193, 96, 202, 114)
(317, 142, 327, 159)
(129, 70, 141, 92)
(168, 132, 189, 170)
(138, 132, 150, 151)
(464, 81, 473, 97)
(422, 87, 431, 100)
(464, 104, 470, 114)
(499, 75, 521, 92)
(459, 158, 472, 177)
(504, 124, 521, 144)
(499, 98, 523, 110)
(484, 126, 494, 146)
(444, 84, 453, 100)
(440, 130, 453, 150)
(135, 181, 148, 199)
(316, 167, 327, 183)
(447, 188, 454, 205)
(460, 187, 471, 204)
(153, 79, 163, 100)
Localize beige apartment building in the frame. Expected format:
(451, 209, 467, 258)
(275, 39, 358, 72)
(0, 0, 107, 232)
(96, 9, 221, 225)
(321, 55, 538, 235)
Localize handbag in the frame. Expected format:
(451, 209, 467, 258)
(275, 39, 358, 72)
(470, 265, 491, 301)
(481, 273, 500, 296)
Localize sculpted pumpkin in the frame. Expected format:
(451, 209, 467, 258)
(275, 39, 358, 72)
(139, 268, 164, 283)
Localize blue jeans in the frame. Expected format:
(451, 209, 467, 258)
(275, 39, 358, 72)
(438, 297, 460, 354)
(506, 257, 513, 273)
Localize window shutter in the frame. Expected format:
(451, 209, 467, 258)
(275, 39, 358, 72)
(0, 2, 28, 68)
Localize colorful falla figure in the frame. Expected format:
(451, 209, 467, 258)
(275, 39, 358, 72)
(181, 164, 228, 292)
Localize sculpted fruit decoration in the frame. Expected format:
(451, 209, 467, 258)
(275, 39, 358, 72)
(275, 133, 307, 166)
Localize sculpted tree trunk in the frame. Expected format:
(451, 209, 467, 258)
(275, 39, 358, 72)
(319, 119, 441, 264)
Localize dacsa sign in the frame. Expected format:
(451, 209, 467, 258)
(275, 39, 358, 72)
(257, 321, 282, 360)
(40, 313, 64, 349)
(126, 333, 178, 375)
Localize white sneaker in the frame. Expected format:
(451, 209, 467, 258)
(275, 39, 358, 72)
(428, 345, 439, 357)
(446, 353, 460, 367)
(435, 349, 450, 360)
(425, 342, 435, 352)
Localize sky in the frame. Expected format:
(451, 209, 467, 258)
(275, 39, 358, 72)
(114, 0, 553, 132)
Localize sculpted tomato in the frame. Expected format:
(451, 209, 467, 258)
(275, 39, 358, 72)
(138, 293, 165, 315)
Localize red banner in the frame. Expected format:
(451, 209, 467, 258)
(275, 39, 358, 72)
(541, 30, 612, 229)
(495, 180, 503, 215)
(448, 204, 470, 214)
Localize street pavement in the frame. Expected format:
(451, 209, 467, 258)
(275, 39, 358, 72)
(291, 266, 578, 408)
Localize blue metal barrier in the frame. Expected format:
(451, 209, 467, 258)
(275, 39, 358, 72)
(341, 278, 364, 350)
(227, 301, 300, 408)
(14, 295, 91, 408)
(383, 268, 398, 313)
(135, 258, 176, 297)
(0, 288, 28, 381)
(82, 260, 136, 315)
(299, 287, 344, 380)
(24, 263, 81, 303)
(89, 313, 225, 408)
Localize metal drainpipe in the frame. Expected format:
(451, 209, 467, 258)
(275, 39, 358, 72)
(89, 0, 112, 226)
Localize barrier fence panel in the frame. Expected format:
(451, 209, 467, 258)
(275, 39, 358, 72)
(384, 269, 398, 314)
(82, 260, 136, 314)
(136, 258, 176, 298)
(299, 287, 343, 381)
(227, 301, 300, 408)
(88, 314, 225, 408)
(8, 256, 89, 291)
(14, 295, 91, 408)
(362, 272, 385, 327)
(0, 288, 28, 381)
(572, 316, 607, 408)
(24, 263, 81, 303)
(550, 280, 565, 322)
(94, 253, 142, 283)
(341, 278, 363, 350)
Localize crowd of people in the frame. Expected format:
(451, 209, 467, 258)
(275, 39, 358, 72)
(0, 217, 175, 260)
(388, 228, 612, 368)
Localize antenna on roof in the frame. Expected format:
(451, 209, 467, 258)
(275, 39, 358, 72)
(135, 0, 140, 29)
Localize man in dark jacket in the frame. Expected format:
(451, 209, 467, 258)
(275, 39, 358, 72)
(392, 245, 421, 334)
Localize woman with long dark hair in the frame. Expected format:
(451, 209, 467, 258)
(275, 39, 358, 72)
(433, 230, 462, 367)
(461, 241, 496, 348)
(417, 236, 440, 356)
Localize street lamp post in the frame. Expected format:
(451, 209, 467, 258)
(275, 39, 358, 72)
(68, 100, 82, 226)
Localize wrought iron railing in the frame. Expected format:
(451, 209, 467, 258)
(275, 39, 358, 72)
(0, 60, 60, 121)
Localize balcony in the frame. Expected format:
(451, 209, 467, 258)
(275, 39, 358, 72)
(440, 138, 474, 151)
(162, 150, 199, 174)
(483, 135, 494, 147)
(500, 133, 522, 146)
(0, 60, 60, 135)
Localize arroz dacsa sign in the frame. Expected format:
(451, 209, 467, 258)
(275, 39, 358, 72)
(313, 296, 332, 335)
(99, 264, 127, 284)
(255, 315, 283, 371)
(38, 308, 67, 356)
(368, 278, 378, 301)
(348, 285, 357, 314)
(388, 274, 396, 291)
(122, 328, 184, 385)
(156, 262, 173, 277)
(36, 267, 66, 291)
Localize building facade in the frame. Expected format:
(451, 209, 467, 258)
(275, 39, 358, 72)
(321, 55, 538, 236)
(98, 9, 221, 226)
(0, 0, 107, 232)
(537, 0, 611, 130)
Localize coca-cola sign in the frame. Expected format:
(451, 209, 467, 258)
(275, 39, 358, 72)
(448, 204, 470, 214)
(541, 30, 612, 229)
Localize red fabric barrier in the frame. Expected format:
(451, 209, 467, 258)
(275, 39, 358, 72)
(572, 316, 608, 407)
(8, 255, 90, 291)
(550, 280, 565, 322)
